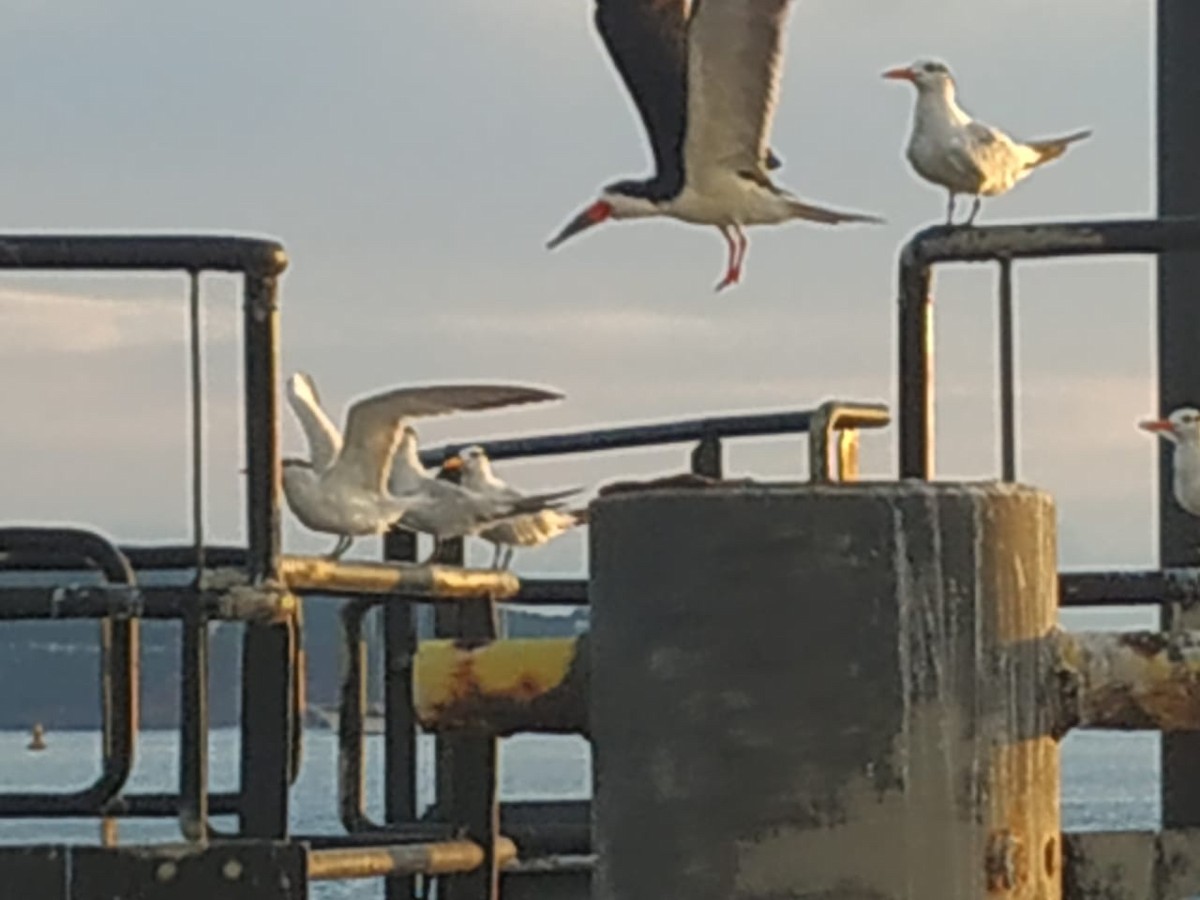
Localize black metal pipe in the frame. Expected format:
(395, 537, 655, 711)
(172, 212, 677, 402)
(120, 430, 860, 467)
(428, 522, 501, 900)
(302, 827, 457, 848)
(109, 791, 240, 817)
(0, 234, 285, 273)
(338, 599, 375, 834)
(178, 270, 210, 842)
(1060, 569, 1200, 606)
(3, 544, 248, 572)
(1158, 0, 1200, 829)
(0, 529, 138, 816)
(902, 216, 1200, 266)
(690, 435, 723, 478)
(121, 545, 248, 569)
(178, 601, 209, 840)
(238, 269, 293, 838)
(381, 530, 419, 900)
(997, 258, 1017, 482)
(419, 409, 827, 465)
(0, 528, 137, 816)
(0, 585, 285, 621)
(898, 258, 934, 479)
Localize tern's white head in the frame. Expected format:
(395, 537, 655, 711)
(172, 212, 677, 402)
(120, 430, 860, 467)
(883, 59, 956, 97)
(546, 185, 662, 250)
(453, 445, 496, 484)
(1139, 407, 1200, 445)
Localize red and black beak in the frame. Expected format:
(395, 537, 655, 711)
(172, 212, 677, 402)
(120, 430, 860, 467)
(546, 200, 614, 250)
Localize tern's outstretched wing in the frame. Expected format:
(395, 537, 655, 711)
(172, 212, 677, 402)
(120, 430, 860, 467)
(336, 384, 563, 493)
(286, 372, 344, 473)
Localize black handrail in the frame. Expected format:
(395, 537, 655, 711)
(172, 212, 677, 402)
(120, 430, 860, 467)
(0, 528, 137, 816)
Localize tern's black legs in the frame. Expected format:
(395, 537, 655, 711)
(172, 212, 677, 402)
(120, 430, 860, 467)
(945, 191, 982, 227)
(965, 195, 982, 225)
(326, 535, 353, 560)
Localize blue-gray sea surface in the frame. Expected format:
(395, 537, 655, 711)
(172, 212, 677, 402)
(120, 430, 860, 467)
(0, 727, 1159, 899)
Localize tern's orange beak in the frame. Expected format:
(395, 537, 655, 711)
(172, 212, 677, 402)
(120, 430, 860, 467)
(546, 200, 613, 250)
(882, 67, 917, 82)
(440, 457, 464, 472)
(1139, 418, 1174, 434)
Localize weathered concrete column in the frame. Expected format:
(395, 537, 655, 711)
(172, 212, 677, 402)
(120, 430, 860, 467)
(590, 482, 1060, 900)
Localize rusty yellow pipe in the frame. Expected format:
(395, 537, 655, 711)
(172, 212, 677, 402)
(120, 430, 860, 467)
(414, 637, 586, 735)
(280, 556, 519, 599)
(308, 837, 518, 881)
(1054, 629, 1200, 731)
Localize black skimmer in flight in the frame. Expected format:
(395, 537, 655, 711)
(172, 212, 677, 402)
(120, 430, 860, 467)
(546, 0, 883, 292)
(884, 59, 1091, 225)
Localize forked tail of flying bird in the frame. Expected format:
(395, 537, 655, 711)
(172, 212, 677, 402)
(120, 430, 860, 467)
(1026, 129, 1093, 166)
(786, 198, 885, 226)
(508, 487, 586, 515)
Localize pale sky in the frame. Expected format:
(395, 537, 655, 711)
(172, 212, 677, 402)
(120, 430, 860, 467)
(0, 0, 1163, 583)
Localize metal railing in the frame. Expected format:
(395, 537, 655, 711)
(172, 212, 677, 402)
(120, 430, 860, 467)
(896, 216, 1200, 480)
(893, 213, 1200, 850)
(369, 398, 890, 900)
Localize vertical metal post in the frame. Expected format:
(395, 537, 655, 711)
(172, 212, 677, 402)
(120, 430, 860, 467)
(690, 435, 723, 478)
(180, 271, 209, 841)
(1158, 0, 1200, 828)
(997, 258, 1017, 482)
(383, 529, 419, 900)
(898, 262, 935, 478)
(434, 529, 500, 900)
(238, 269, 293, 838)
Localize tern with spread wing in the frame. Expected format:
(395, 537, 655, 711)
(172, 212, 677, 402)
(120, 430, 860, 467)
(547, 0, 882, 291)
(1139, 407, 1200, 518)
(442, 445, 589, 570)
(281, 373, 564, 560)
(884, 59, 1091, 225)
(390, 428, 582, 563)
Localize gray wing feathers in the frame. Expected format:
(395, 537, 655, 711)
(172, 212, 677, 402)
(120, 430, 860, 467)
(684, 0, 792, 181)
(286, 372, 343, 472)
(337, 384, 563, 493)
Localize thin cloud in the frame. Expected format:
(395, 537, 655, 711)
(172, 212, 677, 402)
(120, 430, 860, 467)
(0, 287, 237, 356)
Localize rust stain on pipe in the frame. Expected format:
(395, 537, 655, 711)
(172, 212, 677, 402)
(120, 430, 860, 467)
(1054, 629, 1200, 731)
(414, 636, 588, 736)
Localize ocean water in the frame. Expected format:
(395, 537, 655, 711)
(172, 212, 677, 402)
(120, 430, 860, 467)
(0, 727, 1158, 898)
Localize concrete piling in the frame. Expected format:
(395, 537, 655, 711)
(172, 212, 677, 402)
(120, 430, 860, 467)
(589, 482, 1060, 900)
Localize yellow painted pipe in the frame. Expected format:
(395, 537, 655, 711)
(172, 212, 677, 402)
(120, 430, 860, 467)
(414, 638, 584, 734)
(308, 837, 518, 881)
(280, 556, 520, 600)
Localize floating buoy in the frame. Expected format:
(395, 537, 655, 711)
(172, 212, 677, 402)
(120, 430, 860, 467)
(27, 723, 46, 752)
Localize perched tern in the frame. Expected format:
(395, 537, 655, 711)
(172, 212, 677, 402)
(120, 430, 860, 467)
(281, 374, 563, 559)
(547, 0, 882, 291)
(442, 445, 589, 569)
(1139, 407, 1200, 517)
(390, 428, 582, 563)
(884, 59, 1091, 225)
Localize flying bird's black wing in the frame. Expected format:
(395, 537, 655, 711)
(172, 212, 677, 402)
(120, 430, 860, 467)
(593, 0, 783, 195)
(593, 0, 690, 196)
